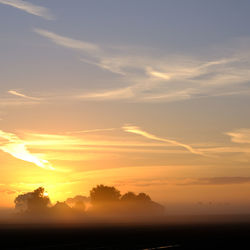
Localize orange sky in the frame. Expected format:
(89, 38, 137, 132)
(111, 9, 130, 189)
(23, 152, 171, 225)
(1, 0, 250, 213)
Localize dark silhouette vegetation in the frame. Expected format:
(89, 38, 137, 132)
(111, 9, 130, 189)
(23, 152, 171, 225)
(89, 185, 164, 216)
(14, 187, 51, 213)
(13, 184, 164, 222)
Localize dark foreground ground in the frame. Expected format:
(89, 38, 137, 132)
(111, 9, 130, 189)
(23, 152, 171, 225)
(1, 221, 250, 250)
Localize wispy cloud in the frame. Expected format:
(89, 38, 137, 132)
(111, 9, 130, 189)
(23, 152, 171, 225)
(1, 130, 190, 169)
(80, 87, 134, 100)
(80, 58, 126, 75)
(0, 130, 54, 170)
(34, 28, 126, 76)
(66, 128, 116, 135)
(78, 50, 250, 102)
(200, 146, 250, 154)
(116, 176, 250, 187)
(0, 0, 53, 20)
(179, 177, 250, 186)
(146, 67, 171, 80)
(8, 90, 42, 101)
(22, 131, 178, 151)
(226, 128, 250, 144)
(34, 29, 100, 53)
(123, 125, 204, 156)
(82, 53, 250, 102)
(33, 28, 250, 103)
(0, 98, 39, 107)
(0, 187, 19, 195)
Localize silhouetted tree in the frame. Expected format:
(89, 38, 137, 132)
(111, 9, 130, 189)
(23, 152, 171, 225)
(137, 192, 151, 202)
(14, 187, 51, 213)
(120, 191, 164, 216)
(13, 185, 165, 219)
(121, 192, 151, 202)
(90, 185, 121, 203)
(72, 201, 86, 212)
(66, 195, 89, 207)
(52, 201, 72, 213)
(120, 192, 137, 202)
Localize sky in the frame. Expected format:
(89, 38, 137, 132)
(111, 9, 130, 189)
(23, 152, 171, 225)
(0, 0, 250, 214)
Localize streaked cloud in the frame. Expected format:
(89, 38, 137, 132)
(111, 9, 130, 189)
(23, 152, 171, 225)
(123, 125, 204, 156)
(66, 128, 116, 135)
(200, 146, 250, 154)
(8, 90, 42, 101)
(146, 67, 171, 80)
(0, 130, 190, 172)
(179, 177, 250, 186)
(142, 89, 195, 102)
(80, 58, 126, 75)
(33, 28, 250, 103)
(0, 187, 19, 195)
(0, 0, 53, 20)
(0, 98, 39, 107)
(34, 28, 125, 75)
(116, 176, 250, 187)
(34, 29, 100, 53)
(80, 87, 134, 100)
(22, 131, 183, 151)
(226, 128, 250, 144)
(78, 50, 250, 102)
(0, 130, 54, 170)
(82, 52, 250, 102)
(69, 165, 250, 189)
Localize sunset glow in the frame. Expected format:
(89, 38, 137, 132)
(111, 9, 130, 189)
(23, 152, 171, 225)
(0, 1, 250, 217)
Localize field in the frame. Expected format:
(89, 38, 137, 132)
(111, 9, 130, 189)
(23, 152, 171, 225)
(1, 219, 250, 249)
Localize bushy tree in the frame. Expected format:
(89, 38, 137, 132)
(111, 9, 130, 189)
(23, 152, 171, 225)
(120, 192, 137, 202)
(137, 192, 151, 202)
(121, 192, 151, 202)
(14, 187, 51, 213)
(90, 185, 121, 203)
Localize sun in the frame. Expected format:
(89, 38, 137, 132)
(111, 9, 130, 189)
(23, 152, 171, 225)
(43, 192, 49, 197)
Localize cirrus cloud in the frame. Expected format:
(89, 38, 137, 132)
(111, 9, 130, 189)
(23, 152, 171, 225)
(0, 0, 53, 20)
(123, 125, 204, 156)
(8, 90, 42, 101)
(226, 128, 250, 144)
(0, 130, 54, 171)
